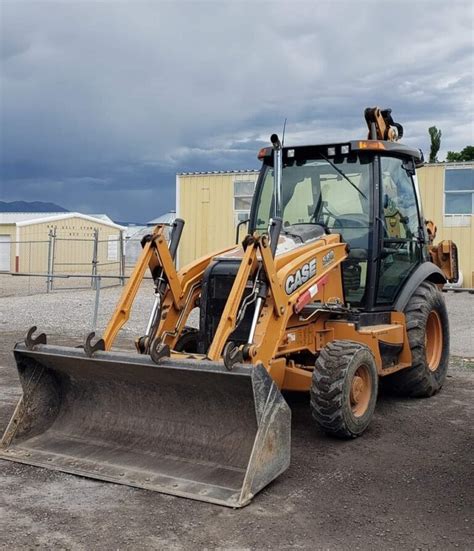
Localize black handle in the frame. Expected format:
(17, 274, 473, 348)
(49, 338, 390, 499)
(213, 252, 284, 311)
(169, 218, 185, 261)
(155, 218, 184, 292)
(235, 218, 249, 244)
(269, 217, 282, 257)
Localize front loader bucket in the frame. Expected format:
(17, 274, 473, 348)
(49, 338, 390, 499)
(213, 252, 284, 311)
(0, 343, 291, 507)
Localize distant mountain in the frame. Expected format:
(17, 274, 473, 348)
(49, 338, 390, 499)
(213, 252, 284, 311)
(0, 201, 69, 213)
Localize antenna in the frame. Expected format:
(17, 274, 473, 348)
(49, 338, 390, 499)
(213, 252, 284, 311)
(282, 118, 287, 146)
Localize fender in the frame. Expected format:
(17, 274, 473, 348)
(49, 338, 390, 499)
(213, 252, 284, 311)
(394, 262, 446, 312)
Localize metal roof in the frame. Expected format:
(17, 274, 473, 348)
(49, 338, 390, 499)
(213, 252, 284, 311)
(88, 214, 115, 224)
(177, 169, 259, 176)
(0, 212, 67, 224)
(0, 212, 125, 230)
(123, 225, 148, 239)
(423, 162, 474, 169)
(0, 212, 119, 226)
(147, 211, 177, 225)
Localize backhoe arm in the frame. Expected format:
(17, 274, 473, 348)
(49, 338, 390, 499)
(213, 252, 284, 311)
(365, 107, 404, 141)
(424, 220, 459, 284)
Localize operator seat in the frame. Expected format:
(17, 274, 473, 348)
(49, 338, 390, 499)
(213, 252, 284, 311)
(333, 214, 369, 296)
(282, 223, 326, 243)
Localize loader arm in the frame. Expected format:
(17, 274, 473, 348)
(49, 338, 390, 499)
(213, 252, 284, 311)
(102, 236, 156, 350)
(102, 225, 184, 350)
(102, 224, 234, 351)
(205, 232, 288, 363)
(156, 244, 236, 350)
(251, 236, 347, 370)
(202, 229, 348, 384)
(206, 237, 258, 361)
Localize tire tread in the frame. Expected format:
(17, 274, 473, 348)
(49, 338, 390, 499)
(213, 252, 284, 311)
(384, 281, 449, 397)
(310, 341, 377, 439)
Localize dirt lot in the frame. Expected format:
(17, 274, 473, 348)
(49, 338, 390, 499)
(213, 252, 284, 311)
(0, 289, 473, 550)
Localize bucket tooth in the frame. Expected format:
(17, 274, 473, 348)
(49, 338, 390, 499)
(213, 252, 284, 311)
(83, 332, 105, 357)
(25, 326, 47, 350)
(0, 343, 291, 507)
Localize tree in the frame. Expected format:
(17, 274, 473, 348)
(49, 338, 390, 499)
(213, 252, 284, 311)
(428, 126, 442, 163)
(446, 145, 474, 162)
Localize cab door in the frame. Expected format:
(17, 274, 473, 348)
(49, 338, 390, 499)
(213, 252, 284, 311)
(376, 156, 424, 305)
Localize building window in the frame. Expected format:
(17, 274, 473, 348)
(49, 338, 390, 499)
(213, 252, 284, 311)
(234, 178, 257, 223)
(445, 167, 474, 215)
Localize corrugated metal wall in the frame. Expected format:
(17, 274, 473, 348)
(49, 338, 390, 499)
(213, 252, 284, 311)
(18, 218, 122, 274)
(417, 164, 473, 287)
(178, 172, 257, 267)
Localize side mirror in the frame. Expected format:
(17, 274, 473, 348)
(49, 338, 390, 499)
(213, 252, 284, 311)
(415, 149, 425, 168)
(402, 157, 416, 176)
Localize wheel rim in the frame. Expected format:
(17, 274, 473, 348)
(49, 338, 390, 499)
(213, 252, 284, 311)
(425, 310, 442, 372)
(350, 365, 372, 417)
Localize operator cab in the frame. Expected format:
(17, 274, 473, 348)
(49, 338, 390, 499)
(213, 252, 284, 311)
(250, 140, 425, 309)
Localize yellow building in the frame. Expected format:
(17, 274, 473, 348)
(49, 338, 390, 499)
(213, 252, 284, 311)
(176, 170, 259, 268)
(0, 212, 125, 274)
(417, 162, 473, 288)
(176, 163, 473, 287)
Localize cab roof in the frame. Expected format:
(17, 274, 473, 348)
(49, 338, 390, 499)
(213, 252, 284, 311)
(258, 140, 423, 163)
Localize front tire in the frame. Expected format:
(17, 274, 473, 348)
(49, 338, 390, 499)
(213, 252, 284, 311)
(174, 327, 199, 353)
(385, 281, 449, 397)
(310, 341, 378, 438)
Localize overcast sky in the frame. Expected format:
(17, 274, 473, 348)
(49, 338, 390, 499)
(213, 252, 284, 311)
(1, 1, 473, 222)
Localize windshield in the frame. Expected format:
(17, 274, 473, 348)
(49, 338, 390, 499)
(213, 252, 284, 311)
(252, 154, 372, 234)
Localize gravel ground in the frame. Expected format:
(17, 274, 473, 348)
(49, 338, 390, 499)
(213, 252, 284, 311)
(0, 282, 472, 357)
(0, 272, 130, 299)
(0, 284, 473, 550)
(0, 278, 178, 343)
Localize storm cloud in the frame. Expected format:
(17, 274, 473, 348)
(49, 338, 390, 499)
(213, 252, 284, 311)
(1, 0, 473, 221)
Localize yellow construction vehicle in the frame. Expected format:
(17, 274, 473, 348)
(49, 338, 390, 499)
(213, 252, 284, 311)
(0, 108, 458, 507)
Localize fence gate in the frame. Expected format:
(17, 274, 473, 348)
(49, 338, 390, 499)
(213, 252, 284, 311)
(47, 230, 125, 291)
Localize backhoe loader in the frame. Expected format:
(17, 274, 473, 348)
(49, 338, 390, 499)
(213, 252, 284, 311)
(0, 108, 458, 507)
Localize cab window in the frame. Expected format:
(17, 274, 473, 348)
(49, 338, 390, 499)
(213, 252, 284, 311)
(377, 156, 422, 304)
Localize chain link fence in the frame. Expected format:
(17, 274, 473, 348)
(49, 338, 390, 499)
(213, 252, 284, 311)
(0, 229, 178, 340)
(0, 227, 174, 299)
(0, 231, 128, 297)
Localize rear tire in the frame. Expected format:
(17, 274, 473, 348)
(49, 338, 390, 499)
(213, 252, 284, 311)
(310, 341, 378, 438)
(384, 281, 449, 397)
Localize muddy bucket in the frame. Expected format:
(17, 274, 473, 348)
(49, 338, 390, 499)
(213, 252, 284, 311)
(0, 343, 291, 507)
